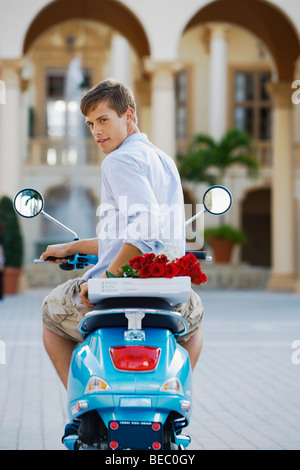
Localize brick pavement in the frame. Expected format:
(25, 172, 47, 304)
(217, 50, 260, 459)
(0, 287, 300, 450)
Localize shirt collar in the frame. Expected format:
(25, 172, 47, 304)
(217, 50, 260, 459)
(119, 132, 148, 149)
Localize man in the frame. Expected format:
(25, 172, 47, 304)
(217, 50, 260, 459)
(41, 79, 204, 392)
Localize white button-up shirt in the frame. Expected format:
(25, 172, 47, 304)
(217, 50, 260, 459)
(83, 133, 186, 280)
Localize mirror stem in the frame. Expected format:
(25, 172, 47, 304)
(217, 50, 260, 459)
(185, 209, 205, 227)
(41, 210, 79, 239)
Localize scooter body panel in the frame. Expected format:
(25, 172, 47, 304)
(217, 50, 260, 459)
(67, 325, 193, 433)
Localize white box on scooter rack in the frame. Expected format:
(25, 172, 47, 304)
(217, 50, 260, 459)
(88, 276, 191, 304)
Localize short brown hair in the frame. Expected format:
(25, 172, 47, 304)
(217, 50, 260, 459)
(80, 79, 138, 123)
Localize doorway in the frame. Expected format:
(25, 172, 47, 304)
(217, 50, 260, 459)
(241, 187, 271, 267)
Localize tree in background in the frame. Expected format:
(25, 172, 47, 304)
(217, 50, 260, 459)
(0, 196, 23, 268)
(178, 128, 259, 185)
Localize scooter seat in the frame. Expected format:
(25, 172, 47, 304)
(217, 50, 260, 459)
(80, 297, 184, 337)
(94, 296, 174, 312)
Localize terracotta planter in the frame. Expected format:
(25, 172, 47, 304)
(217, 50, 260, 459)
(3, 267, 22, 295)
(208, 238, 235, 263)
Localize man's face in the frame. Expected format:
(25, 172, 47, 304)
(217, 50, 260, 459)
(85, 101, 130, 154)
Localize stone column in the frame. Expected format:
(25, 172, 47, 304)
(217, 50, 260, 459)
(135, 76, 151, 137)
(293, 58, 300, 295)
(110, 35, 132, 87)
(0, 59, 23, 199)
(208, 24, 229, 141)
(144, 58, 182, 158)
(266, 81, 297, 290)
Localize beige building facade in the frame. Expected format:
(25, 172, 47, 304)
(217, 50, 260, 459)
(0, 0, 300, 292)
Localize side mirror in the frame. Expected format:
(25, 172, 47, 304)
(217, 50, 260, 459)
(202, 185, 232, 215)
(14, 187, 79, 239)
(14, 188, 44, 218)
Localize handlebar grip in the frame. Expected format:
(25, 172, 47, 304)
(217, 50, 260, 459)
(44, 255, 75, 270)
(186, 250, 207, 260)
(59, 262, 75, 271)
(43, 254, 98, 270)
(45, 255, 73, 262)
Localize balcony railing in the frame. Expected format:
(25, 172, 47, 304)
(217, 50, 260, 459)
(25, 137, 300, 170)
(25, 137, 105, 166)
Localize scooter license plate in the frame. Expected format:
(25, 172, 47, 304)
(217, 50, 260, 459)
(108, 420, 163, 450)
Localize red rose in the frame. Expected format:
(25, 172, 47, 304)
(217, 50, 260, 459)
(188, 263, 207, 285)
(172, 258, 188, 276)
(163, 263, 178, 278)
(144, 253, 156, 263)
(177, 256, 190, 268)
(192, 272, 207, 285)
(138, 264, 152, 278)
(189, 263, 202, 277)
(151, 262, 165, 277)
(129, 255, 145, 269)
(178, 253, 197, 267)
(186, 253, 197, 265)
(155, 254, 169, 265)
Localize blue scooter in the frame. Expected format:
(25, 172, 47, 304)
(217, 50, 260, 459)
(14, 185, 232, 450)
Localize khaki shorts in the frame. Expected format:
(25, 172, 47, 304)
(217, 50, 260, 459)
(42, 277, 204, 344)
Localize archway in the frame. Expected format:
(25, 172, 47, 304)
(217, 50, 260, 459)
(23, 0, 150, 59)
(183, 0, 300, 80)
(43, 184, 98, 241)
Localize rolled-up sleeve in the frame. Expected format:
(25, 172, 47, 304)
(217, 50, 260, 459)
(101, 154, 164, 254)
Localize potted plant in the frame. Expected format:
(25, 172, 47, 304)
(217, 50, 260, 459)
(0, 196, 24, 294)
(204, 225, 246, 263)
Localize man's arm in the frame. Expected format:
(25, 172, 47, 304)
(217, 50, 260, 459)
(40, 238, 98, 263)
(104, 243, 142, 277)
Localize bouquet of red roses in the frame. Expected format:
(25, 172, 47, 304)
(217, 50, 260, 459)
(106, 252, 207, 286)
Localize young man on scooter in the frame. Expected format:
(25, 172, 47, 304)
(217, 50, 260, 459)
(41, 79, 204, 409)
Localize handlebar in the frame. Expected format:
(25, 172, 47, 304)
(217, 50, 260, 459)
(58, 253, 99, 270)
(35, 251, 211, 271)
(34, 253, 99, 270)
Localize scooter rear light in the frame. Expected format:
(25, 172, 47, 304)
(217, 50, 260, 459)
(110, 346, 161, 371)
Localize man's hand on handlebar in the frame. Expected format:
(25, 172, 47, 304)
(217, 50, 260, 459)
(40, 243, 73, 263)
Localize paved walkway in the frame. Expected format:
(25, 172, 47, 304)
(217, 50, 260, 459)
(1, 287, 300, 450)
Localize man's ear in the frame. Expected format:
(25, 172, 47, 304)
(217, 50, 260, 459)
(126, 107, 135, 123)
